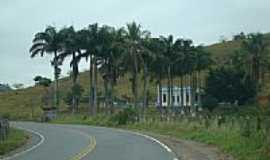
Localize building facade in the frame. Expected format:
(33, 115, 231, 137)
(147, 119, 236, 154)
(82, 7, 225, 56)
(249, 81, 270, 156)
(157, 86, 198, 107)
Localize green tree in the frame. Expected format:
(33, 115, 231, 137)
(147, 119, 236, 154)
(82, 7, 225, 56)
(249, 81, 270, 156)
(147, 38, 167, 108)
(29, 26, 62, 110)
(123, 22, 150, 109)
(140, 38, 157, 112)
(79, 23, 100, 116)
(34, 76, 53, 109)
(193, 46, 212, 109)
(205, 67, 256, 105)
(64, 84, 84, 109)
(98, 26, 126, 114)
(159, 35, 176, 108)
(58, 26, 82, 113)
(34, 76, 52, 87)
(242, 33, 269, 92)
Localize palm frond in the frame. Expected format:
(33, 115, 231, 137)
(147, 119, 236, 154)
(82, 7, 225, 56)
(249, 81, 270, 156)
(30, 48, 45, 58)
(29, 42, 46, 53)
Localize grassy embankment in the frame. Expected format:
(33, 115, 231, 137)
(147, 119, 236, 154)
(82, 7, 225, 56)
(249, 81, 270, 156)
(52, 111, 270, 160)
(0, 128, 29, 155)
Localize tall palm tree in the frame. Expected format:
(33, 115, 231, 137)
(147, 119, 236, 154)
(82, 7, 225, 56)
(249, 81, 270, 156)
(58, 26, 82, 113)
(242, 33, 268, 92)
(194, 46, 212, 109)
(148, 38, 166, 109)
(184, 40, 196, 109)
(159, 35, 178, 109)
(172, 39, 186, 108)
(80, 23, 102, 115)
(123, 22, 150, 109)
(99, 26, 126, 114)
(29, 26, 62, 110)
(140, 37, 157, 113)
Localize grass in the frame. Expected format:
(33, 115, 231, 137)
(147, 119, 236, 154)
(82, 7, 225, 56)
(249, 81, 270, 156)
(51, 113, 270, 160)
(0, 128, 29, 155)
(125, 121, 269, 160)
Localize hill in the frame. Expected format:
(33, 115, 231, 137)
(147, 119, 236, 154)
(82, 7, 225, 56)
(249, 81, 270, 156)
(0, 71, 159, 119)
(0, 84, 12, 92)
(206, 33, 270, 63)
(1, 33, 270, 119)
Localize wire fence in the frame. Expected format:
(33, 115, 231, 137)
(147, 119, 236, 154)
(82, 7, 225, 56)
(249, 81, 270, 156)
(0, 118, 9, 142)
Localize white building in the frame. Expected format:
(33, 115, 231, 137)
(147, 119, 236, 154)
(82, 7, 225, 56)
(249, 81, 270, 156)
(157, 86, 198, 107)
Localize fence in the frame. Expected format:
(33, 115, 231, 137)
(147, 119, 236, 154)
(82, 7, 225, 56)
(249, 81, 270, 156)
(0, 119, 9, 142)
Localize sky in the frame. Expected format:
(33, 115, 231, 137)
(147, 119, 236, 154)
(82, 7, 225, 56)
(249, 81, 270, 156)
(1, 0, 270, 87)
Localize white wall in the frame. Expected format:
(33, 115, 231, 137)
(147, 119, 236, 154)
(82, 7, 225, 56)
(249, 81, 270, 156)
(158, 86, 192, 107)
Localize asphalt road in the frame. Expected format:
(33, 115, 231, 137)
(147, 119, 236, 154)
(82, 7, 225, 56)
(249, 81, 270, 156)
(5, 122, 176, 160)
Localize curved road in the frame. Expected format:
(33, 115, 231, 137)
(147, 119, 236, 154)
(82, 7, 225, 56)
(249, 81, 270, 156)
(5, 122, 176, 160)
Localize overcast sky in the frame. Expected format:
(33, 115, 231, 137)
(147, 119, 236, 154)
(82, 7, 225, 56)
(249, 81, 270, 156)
(1, 0, 270, 86)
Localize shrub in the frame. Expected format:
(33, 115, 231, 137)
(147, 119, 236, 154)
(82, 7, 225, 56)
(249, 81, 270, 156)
(112, 107, 138, 125)
(202, 95, 218, 112)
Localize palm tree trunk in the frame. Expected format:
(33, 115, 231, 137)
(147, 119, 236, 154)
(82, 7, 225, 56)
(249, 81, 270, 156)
(158, 74, 162, 108)
(189, 74, 193, 113)
(93, 57, 97, 115)
(89, 55, 93, 115)
(104, 75, 109, 113)
(53, 51, 59, 110)
(72, 52, 76, 114)
(104, 59, 112, 115)
(197, 71, 202, 110)
(142, 63, 148, 114)
(167, 66, 171, 109)
(108, 78, 114, 115)
(180, 75, 184, 108)
(191, 72, 196, 112)
(184, 75, 188, 111)
(133, 55, 139, 109)
(171, 74, 174, 108)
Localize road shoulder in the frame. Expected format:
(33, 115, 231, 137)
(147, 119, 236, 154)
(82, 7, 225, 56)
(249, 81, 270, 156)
(137, 131, 234, 160)
(1, 128, 42, 160)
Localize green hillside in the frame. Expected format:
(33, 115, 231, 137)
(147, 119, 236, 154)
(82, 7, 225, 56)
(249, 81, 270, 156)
(0, 71, 159, 119)
(1, 33, 270, 119)
(206, 33, 270, 63)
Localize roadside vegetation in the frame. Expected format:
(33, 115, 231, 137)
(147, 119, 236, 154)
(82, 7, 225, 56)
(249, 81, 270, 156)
(0, 128, 28, 155)
(52, 107, 270, 160)
(1, 22, 270, 160)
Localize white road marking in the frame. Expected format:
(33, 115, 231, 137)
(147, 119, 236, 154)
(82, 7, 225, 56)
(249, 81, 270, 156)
(132, 132, 172, 152)
(1, 126, 45, 160)
(112, 128, 173, 153)
(110, 128, 180, 160)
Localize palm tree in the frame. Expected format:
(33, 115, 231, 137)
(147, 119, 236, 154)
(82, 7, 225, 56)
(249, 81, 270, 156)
(242, 33, 268, 92)
(80, 23, 102, 115)
(148, 38, 166, 109)
(99, 26, 126, 114)
(58, 26, 82, 113)
(184, 41, 196, 110)
(89, 23, 105, 115)
(182, 40, 195, 112)
(193, 46, 212, 110)
(159, 35, 178, 109)
(29, 26, 62, 110)
(140, 37, 157, 113)
(123, 22, 150, 109)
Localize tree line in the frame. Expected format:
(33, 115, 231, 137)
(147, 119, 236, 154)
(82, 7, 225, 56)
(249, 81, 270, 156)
(29, 22, 269, 115)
